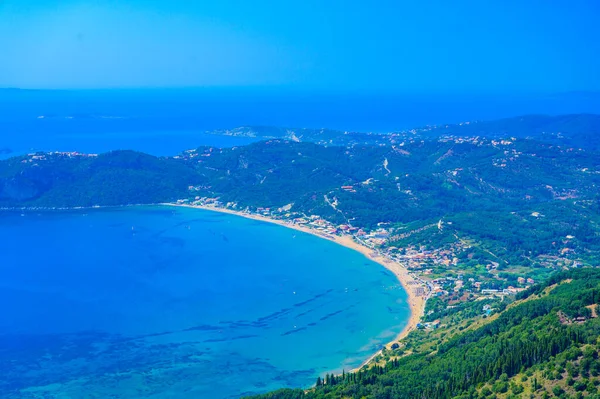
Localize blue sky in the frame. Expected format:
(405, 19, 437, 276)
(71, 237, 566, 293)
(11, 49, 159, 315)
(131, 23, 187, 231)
(1, 0, 599, 92)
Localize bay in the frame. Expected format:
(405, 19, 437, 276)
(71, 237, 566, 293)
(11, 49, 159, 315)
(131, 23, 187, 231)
(0, 206, 409, 398)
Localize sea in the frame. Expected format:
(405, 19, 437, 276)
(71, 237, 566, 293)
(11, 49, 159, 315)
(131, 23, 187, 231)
(0, 206, 409, 398)
(1, 89, 599, 398)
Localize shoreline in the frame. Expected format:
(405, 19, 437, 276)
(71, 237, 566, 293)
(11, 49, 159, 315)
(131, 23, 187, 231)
(12, 202, 426, 371)
(164, 203, 427, 370)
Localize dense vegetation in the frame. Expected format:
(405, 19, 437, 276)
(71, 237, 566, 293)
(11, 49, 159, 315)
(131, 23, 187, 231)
(1, 123, 600, 266)
(189, 138, 600, 219)
(185, 138, 600, 266)
(417, 114, 600, 151)
(0, 150, 200, 207)
(247, 269, 600, 399)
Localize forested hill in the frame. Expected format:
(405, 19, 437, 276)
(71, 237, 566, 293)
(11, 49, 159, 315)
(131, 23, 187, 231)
(2, 136, 600, 268)
(186, 138, 600, 266)
(186, 138, 600, 216)
(4, 138, 599, 216)
(247, 269, 600, 399)
(417, 114, 600, 151)
(0, 150, 200, 207)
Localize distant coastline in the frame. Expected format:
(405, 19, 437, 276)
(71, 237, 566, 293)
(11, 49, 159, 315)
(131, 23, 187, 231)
(163, 202, 428, 370)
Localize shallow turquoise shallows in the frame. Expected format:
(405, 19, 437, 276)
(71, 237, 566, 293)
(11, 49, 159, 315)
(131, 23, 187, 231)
(0, 206, 409, 398)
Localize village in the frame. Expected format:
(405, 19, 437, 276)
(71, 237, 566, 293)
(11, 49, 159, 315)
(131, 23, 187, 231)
(20, 151, 99, 164)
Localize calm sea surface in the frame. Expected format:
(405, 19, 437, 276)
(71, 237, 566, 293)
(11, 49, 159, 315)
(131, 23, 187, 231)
(0, 206, 409, 398)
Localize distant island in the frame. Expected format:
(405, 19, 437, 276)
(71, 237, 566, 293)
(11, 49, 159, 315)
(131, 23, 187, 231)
(1, 113, 600, 398)
(203, 113, 600, 149)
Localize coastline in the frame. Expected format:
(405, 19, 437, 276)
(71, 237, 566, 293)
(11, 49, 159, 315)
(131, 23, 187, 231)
(164, 202, 426, 370)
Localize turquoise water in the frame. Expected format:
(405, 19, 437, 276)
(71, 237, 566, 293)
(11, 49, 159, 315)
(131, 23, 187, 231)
(0, 206, 409, 398)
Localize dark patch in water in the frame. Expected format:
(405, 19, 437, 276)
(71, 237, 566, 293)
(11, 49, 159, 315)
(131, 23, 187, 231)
(319, 309, 344, 321)
(256, 307, 293, 323)
(281, 327, 307, 336)
(204, 334, 259, 343)
(295, 306, 320, 318)
(295, 299, 337, 318)
(292, 289, 333, 307)
(184, 324, 224, 332)
(319, 305, 356, 322)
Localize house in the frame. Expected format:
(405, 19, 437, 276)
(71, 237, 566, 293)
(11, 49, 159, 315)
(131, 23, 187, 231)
(504, 287, 525, 294)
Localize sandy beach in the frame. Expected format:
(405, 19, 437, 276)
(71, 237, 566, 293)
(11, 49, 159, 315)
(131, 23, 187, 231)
(165, 203, 427, 368)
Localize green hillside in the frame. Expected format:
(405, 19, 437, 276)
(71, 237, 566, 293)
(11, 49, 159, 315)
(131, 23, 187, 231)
(2, 134, 600, 270)
(416, 114, 600, 151)
(247, 269, 600, 399)
(0, 150, 200, 207)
